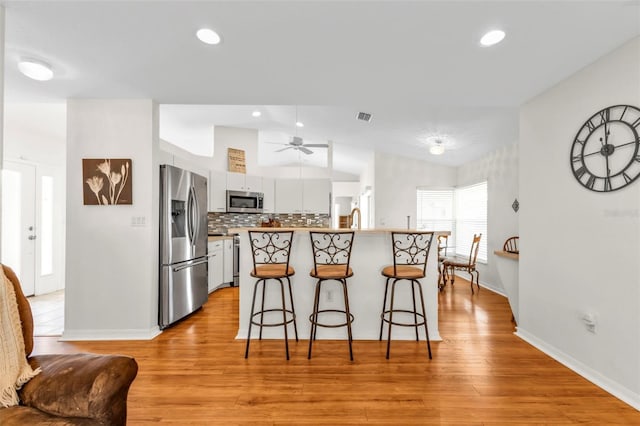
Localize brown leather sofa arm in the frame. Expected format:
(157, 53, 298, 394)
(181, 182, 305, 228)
(18, 353, 138, 425)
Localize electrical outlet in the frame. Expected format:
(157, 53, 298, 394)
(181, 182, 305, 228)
(582, 312, 597, 333)
(327, 290, 333, 302)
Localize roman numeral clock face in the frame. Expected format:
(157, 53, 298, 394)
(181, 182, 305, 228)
(571, 105, 640, 192)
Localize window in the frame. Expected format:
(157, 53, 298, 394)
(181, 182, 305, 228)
(454, 182, 487, 262)
(416, 189, 454, 236)
(416, 181, 487, 263)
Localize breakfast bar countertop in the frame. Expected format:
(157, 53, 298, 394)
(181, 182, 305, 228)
(228, 227, 451, 235)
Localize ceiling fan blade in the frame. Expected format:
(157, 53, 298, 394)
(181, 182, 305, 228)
(265, 141, 288, 145)
(298, 146, 313, 155)
(303, 144, 329, 148)
(276, 146, 294, 152)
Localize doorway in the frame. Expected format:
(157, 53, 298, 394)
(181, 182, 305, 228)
(1, 159, 65, 335)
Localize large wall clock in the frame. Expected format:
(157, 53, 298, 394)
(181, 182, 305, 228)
(570, 104, 640, 192)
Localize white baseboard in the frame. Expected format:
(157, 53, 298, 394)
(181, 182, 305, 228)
(516, 328, 640, 411)
(60, 326, 162, 341)
(450, 272, 506, 297)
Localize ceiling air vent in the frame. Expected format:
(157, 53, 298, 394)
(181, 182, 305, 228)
(356, 112, 372, 122)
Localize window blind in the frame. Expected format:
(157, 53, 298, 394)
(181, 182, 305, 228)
(416, 188, 455, 237)
(454, 182, 487, 262)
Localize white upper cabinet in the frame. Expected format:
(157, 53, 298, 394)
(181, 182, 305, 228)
(262, 177, 275, 213)
(275, 178, 331, 214)
(303, 179, 331, 214)
(275, 179, 303, 213)
(227, 172, 262, 192)
(209, 170, 227, 212)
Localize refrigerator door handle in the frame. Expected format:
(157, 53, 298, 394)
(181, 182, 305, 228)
(173, 257, 208, 273)
(187, 186, 196, 253)
(191, 185, 200, 247)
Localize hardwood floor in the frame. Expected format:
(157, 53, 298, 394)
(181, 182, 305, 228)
(33, 279, 639, 424)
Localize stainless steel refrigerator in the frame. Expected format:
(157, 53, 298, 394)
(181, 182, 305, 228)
(159, 164, 208, 329)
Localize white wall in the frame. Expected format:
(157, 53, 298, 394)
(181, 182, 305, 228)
(159, 138, 212, 180)
(4, 103, 66, 165)
(519, 37, 640, 408)
(457, 143, 519, 292)
(64, 99, 160, 340)
(0, 7, 4, 260)
(374, 151, 456, 229)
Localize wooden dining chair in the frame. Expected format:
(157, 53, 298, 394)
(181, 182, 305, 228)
(437, 234, 449, 290)
(442, 233, 482, 294)
(503, 236, 519, 254)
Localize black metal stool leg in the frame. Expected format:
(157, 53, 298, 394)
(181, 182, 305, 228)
(286, 277, 299, 341)
(416, 279, 432, 359)
(386, 279, 398, 359)
(308, 279, 321, 359)
(379, 277, 390, 341)
(245, 279, 261, 358)
(259, 278, 267, 340)
(411, 280, 419, 341)
(342, 279, 354, 361)
(277, 278, 290, 360)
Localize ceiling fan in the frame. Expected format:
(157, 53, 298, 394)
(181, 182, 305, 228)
(273, 136, 329, 155)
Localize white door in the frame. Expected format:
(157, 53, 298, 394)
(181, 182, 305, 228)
(1, 161, 36, 295)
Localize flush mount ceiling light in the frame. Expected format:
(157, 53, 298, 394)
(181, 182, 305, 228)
(196, 28, 221, 45)
(480, 29, 506, 47)
(429, 140, 445, 155)
(252, 110, 261, 117)
(18, 58, 53, 81)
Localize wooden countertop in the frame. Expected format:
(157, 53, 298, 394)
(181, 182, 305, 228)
(208, 235, 234, 242)
(494, 250, 519, 260)
(228, 227, 451, 235)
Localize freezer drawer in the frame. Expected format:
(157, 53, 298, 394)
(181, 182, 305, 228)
(159, 258, 208, 329)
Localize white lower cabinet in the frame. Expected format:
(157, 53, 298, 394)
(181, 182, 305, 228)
(223, 238, 234, 285)
(208, 240, 224, 293)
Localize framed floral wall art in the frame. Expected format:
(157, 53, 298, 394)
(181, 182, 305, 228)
(83, 158, 132, 205)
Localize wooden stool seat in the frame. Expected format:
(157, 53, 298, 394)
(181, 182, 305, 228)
(251, 265, 295, 278)
(310, 265, 353, 279)
(382, 265, 425, 279)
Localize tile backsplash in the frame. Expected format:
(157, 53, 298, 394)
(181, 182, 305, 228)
(208, 212, 330, 234)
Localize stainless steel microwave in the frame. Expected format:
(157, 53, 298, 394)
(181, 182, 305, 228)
(226, 190, 264, 213)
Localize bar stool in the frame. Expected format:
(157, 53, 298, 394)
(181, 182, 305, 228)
(308, 231, 355, 361)
(245, 230, 298, 360)
(379, 231, 435, 359)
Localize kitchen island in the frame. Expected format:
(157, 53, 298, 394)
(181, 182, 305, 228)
(231, 228, 448, 341)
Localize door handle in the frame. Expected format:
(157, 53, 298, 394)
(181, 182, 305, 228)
(28, 235, 37, 240)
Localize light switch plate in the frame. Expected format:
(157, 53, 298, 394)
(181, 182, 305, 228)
(131, 216, 146, 227)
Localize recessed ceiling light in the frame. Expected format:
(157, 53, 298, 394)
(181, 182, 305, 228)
(480, 29, 506, 47)
(18, 58, 53, 81)
(295, 121, 304, 128)
(196, 28, 221, 45)
(252, 110, 261, 118)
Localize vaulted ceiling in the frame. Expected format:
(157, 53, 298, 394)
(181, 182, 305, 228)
(4, 1, 639, 174)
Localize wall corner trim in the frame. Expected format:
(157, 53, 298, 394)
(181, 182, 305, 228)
(515, 328, 640, 411)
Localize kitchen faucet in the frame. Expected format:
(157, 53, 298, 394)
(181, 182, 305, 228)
(350, 207, 361, 230)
